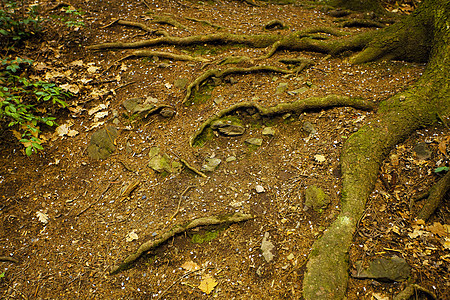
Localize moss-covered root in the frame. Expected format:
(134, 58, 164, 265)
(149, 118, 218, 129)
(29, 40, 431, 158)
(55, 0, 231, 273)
(417, 171, 450, 221)
(109, 212, 254, 275)
(182, 65, 293, 104)
(190, 95, 375, 146)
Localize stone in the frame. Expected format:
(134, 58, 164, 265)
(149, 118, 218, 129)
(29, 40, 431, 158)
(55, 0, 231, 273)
(302, 121, 317, 135)
(255, 185, 265, 193)
(276, 82, 288, 94)
(174, 78, 189, 89)
(261, 232, 275, 263)
(123, 97, 156, 114)
(218, 125, 245, 136)
(159, 107, 176, 118)
(352, 255, 411, 282)
(413, 142, 431, 160)
(287, 87, 308, 95)
(262, 127, 275, 136)
(304, 185, 330, 212)
(226, 156, 237, 162)
(148, 153, 172, 173)
(87, 126, 118, 160)
(201, 158, 222, 172)
(245, 138, 263, 146)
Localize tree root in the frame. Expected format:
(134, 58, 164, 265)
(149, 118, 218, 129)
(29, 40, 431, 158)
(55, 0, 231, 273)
(393, 283, 437, 300)
(182, 65, 293, 104)
(417, 171, 450, 221)
(190, 95, 375, 146)
(101, 19, 170, 37)
(109, 212, 254, 274)
(341, 19, 386, 28)
(264, 19, 286, 30)
(302, 1, 450, 296)
(185, 17, 223, 29)
(116, 50, 210, 63)
(149, 15, 188, 30)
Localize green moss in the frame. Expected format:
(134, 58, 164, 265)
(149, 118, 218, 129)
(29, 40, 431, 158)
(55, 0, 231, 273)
(192, 127, 214, 147)
(191, 83, 214, 104)
(191, 230, 219, 244)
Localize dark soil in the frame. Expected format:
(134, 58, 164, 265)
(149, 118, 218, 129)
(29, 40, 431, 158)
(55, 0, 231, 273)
(1, 0, 449, 299)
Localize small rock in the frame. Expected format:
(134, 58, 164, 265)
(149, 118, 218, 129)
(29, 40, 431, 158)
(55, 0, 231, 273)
(255, 185, 265, 193)
(174, 78, 189, 89)
(213, 96, 224, 105)
(123, 97, 156, 114)
(302, 121, 317, 135)
(202, 158, 222, 172)
(276, 82, 288, 94)
(159, 107, 176, 118)
(304, 185, 330, 212)
(413, 142, 431, 160)
(352, 255, 411, 282)
(262, 127, 275, 136)
(287, 87, 308, 95)
(87, 126, 118, 160)
(218, 125, 245, 136)
(261, 232, 275, 263)
(245, 138, 263, 146)
(226, 156, 236, 162)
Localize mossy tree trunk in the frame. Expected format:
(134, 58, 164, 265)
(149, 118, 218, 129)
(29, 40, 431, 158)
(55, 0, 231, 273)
(303, 0, 450, 299)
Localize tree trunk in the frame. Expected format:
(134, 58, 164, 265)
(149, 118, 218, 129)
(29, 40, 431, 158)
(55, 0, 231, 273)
(302, 0, 450, 299)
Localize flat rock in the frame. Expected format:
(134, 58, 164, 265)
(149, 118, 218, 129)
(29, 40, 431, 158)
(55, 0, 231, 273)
(87, 126, 118, 160)
(245, 138, 263, 146)
(201, 157, 222, 172)
(262, 127, 275, 136)
(123, 97, 156, 114)
(218, 125, 245, 136)
(352, 255, 411, 282)
(302, 121, 317, 135)
(304, 185, 330, 212)
(276, 82, 288, 94)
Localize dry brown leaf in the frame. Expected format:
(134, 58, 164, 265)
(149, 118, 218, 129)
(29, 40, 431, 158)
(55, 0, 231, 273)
(427, 222, 447, 237)
(181, 261, 200, 272)
(198, 274, 217, 294)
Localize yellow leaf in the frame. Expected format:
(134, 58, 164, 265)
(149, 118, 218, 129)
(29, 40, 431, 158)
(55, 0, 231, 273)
(181, 261, 199, 272)
(198, 274, 217, 294)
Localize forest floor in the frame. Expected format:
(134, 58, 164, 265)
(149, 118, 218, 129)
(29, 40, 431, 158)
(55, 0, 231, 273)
(1, 0, 449, 299)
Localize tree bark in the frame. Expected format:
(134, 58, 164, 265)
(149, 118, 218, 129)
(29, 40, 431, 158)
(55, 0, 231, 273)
(303, 0, 450, 299)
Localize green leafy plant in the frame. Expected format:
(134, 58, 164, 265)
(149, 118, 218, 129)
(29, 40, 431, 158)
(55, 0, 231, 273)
(434, 166, 449, 173)
(0, 0, 41, 45)
(50, 6, 85, 28)
(0, 57, 71, 155)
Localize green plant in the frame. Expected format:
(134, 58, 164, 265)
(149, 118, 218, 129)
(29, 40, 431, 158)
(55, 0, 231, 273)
(50, 6, 85, 28)
(0, 57, 71, 155)
(0, 0, 41, 45)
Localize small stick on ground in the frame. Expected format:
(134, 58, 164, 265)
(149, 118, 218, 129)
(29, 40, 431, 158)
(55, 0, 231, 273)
(156, 267, 212, 300)
(0, 256, 18, 263)
(110, 212, 254, 274)
(76, 180, 114, 217)
(180, 158, 207, 177)
(170, 185, 195, 220)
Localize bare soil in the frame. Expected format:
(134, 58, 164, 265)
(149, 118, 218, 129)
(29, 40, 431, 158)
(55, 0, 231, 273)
(1, 0, 449, 299)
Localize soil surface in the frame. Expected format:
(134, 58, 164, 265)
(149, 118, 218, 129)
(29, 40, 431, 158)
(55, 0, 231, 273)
(1, 0, 449, 299)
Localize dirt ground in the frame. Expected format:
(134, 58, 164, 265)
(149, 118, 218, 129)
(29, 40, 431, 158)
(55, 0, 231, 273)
(1, 0, 449, 299)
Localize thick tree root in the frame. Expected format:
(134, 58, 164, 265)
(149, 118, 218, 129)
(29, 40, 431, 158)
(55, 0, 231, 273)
(101, 19, 170, 37)
(393, 283, 437, 300)
(185, 17, 223, 29)
(190, 95, 375, 146)
(109, 212, 254, 274)
(417, 171, 450, 221)
(302, 1, 450, 297)
(149, 15, 187, 30)
(116, 50, 210, 63)
(182, 65, 293, 104)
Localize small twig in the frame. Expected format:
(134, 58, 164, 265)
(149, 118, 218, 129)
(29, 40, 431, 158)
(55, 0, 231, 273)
(156, 267, 212, 300)
(0, 256, 18, 263)
(180, 158, 207, 177)
(76, 180, 115, 217)
(170, 186, 195, 220)
(115, 81, 136, 91)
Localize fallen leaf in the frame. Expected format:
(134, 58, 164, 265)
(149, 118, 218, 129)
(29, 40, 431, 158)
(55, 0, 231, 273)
(69, 60, 84, 67)
(181, 261, 200, 272)
(87, 66, 100, 73)
(36, 211, 49, 224)
(94, 111, 108, 121)
(55, 124, 70, 136)
(408, 229, 426, 239)
(60, 83, 80, 94)
(67, 129, 79, 137)
(427, 222, 447, 237)
(261, 232, 275, 262)
(314, 154, 326, 163)
(88, 102, 110, 115)
(125, 231, 138, 242)
(198, 274, 217, 294)
(442, 237, 450, 250)
(372, 292, 389, 300)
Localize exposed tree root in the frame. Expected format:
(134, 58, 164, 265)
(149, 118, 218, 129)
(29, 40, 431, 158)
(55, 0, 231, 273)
(101, 19, 170, 37)
(303, 1, 450, 298)
(393, 283, 437, 300)
(341, 19, 386, 28)
(264, 19, 286, 30)
(417, 171, 450, 221)
(190, 95, 375, 146)
(149, 15, 187, 30)
(116, 50, 210, 63)
(182, 65, 293, 104)
(109, 212, 254, 274)
(185, 17, 223, 29)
